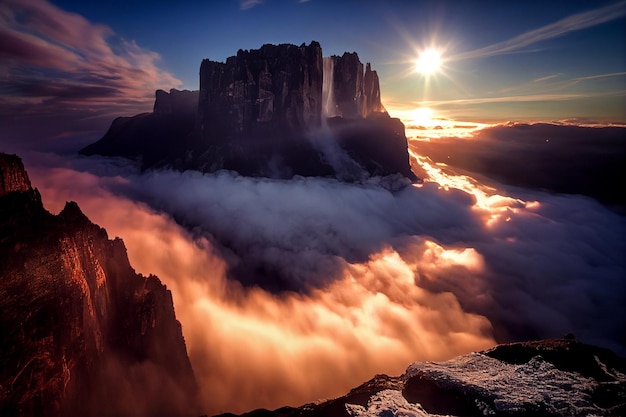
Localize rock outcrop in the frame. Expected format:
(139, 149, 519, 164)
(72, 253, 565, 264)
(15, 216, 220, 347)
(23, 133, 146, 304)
(216, 338, 626, 417)
(328, 54, 384, 119)
(81, 42, 417, 181)
(198, 42, 324, 141)
(0, 153, 197, 417)
(80, 89, 198, 169)
(0, 153, 32, 195)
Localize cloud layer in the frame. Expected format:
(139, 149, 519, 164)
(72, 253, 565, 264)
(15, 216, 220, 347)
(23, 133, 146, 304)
(23, 143, 626, 414)
(411, 122, 626, 207)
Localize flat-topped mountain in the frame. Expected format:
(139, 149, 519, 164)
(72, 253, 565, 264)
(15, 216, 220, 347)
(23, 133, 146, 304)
(81, 41, 417, 181)
(0, 153, 197, 416)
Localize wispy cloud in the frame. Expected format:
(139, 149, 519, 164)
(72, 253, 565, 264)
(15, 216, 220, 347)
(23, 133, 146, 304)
(0, 0, 181, 145)
(240, 0, 263, 10)
(0, 0, 180, 106)
(572, 71, 626, 82)
(415, 90, 626, 107)
(532, 74, 561, 83)
(454, 1, 626, 61)
(499, 71, 626, 96)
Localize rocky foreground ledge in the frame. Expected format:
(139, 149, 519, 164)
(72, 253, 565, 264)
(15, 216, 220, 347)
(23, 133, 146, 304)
(217, 337, 626, 417)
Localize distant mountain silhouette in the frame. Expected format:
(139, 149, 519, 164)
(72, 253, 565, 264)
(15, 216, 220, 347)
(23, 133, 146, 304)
(81, 42, 417, 182)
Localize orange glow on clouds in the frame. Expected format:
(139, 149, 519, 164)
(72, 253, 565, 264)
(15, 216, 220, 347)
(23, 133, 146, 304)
(31, 166, 495, 415)
(384, 104, 491, 141)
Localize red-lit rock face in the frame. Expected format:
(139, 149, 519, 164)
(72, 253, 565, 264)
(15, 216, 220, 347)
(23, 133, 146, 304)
(0, 153, 197, 417)
(0, 153, 32, 196)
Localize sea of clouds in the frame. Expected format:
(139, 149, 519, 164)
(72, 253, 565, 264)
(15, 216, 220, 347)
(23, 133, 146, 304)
(18, 123, 625, 413)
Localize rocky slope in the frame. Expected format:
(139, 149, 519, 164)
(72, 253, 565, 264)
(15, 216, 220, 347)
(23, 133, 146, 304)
(81, 41, 417, 181)
(0, 153, 197, 417)
(217, 338, 626, 417)
(80, 88, 199, 169)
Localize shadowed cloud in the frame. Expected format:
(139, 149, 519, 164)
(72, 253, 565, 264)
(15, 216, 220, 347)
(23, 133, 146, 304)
(20, 141, 625, 412)
(411, 122, 626, 207)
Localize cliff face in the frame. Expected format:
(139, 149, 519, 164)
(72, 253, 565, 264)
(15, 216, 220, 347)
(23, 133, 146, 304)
(0, 153, 32, 195)
(81, 41, 417, 181)
(328, 54, 384, 119)
(0, 154, 197, 417)
(198, 42, 324, 141)
(80, 89, 198, 169)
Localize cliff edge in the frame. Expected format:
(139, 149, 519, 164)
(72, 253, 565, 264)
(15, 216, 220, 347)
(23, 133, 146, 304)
(0, 153, 197, 417)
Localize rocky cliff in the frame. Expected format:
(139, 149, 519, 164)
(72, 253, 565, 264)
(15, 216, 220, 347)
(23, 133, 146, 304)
(217, 337, 626, 417)
(81, 42, 417, 181)
(80, 89, 199, 169)
(327, 54, 384, 119)
(0, 153, 197, 417)
(198, 42, 324, 141)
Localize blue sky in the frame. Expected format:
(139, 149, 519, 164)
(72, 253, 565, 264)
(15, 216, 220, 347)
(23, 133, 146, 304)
(1, 0, 625, 149)
(47, 0, 626, 121)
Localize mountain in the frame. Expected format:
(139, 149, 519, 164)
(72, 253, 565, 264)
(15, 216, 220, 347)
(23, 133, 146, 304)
(0, 153, 197, 417)
(216, 337, 626, 417)
(80, 41, 417, 181)
(80, 88, 199, 170)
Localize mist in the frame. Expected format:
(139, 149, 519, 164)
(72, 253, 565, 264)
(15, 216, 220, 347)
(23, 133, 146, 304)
(20, 141, 626, 414)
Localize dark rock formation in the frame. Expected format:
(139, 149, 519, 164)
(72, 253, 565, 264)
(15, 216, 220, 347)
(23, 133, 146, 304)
(327, 114, 416, 180)
(80, 89, 198, 169)
(0, 153, 31, 195)
(217, 338, 626, 417)
(329, 54, 384, 119)
(198, 42, 323, 142)
(81, 42, 417, 182)
(0, 153, 197, 417)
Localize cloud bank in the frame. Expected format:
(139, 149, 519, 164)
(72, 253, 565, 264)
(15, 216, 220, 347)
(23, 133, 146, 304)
(23, 143, 626, 414)
(411, 122, 626, 207)
(0, 0, 181, 150)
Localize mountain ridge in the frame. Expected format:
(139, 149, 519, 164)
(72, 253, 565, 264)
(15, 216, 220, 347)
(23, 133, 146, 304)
(0, 153, 198, 417)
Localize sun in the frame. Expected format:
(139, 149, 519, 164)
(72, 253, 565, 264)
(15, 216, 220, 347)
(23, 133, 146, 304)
(412, 107, 434, 125)
(415, 49, 442, 75)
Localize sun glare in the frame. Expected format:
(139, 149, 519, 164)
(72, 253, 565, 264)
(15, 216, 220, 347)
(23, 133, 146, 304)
(415, 49, 442, 75)
(412, 107, 434, 125)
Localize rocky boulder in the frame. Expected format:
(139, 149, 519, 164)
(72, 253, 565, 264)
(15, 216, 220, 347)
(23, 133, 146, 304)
(217, 337, 626, 417)
(80, 89, 198, 169)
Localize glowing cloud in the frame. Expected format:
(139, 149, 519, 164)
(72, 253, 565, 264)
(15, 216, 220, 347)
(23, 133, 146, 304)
(23, 143, 625, 414)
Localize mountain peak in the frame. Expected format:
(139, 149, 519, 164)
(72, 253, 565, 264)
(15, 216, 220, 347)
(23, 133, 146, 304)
(0, 153, 32, 196)
(0, 152, 198, 416)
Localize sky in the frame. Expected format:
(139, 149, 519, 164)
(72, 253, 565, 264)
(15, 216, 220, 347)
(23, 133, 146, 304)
(1, 0, 625, 153)
(1, 1, 626, 414)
